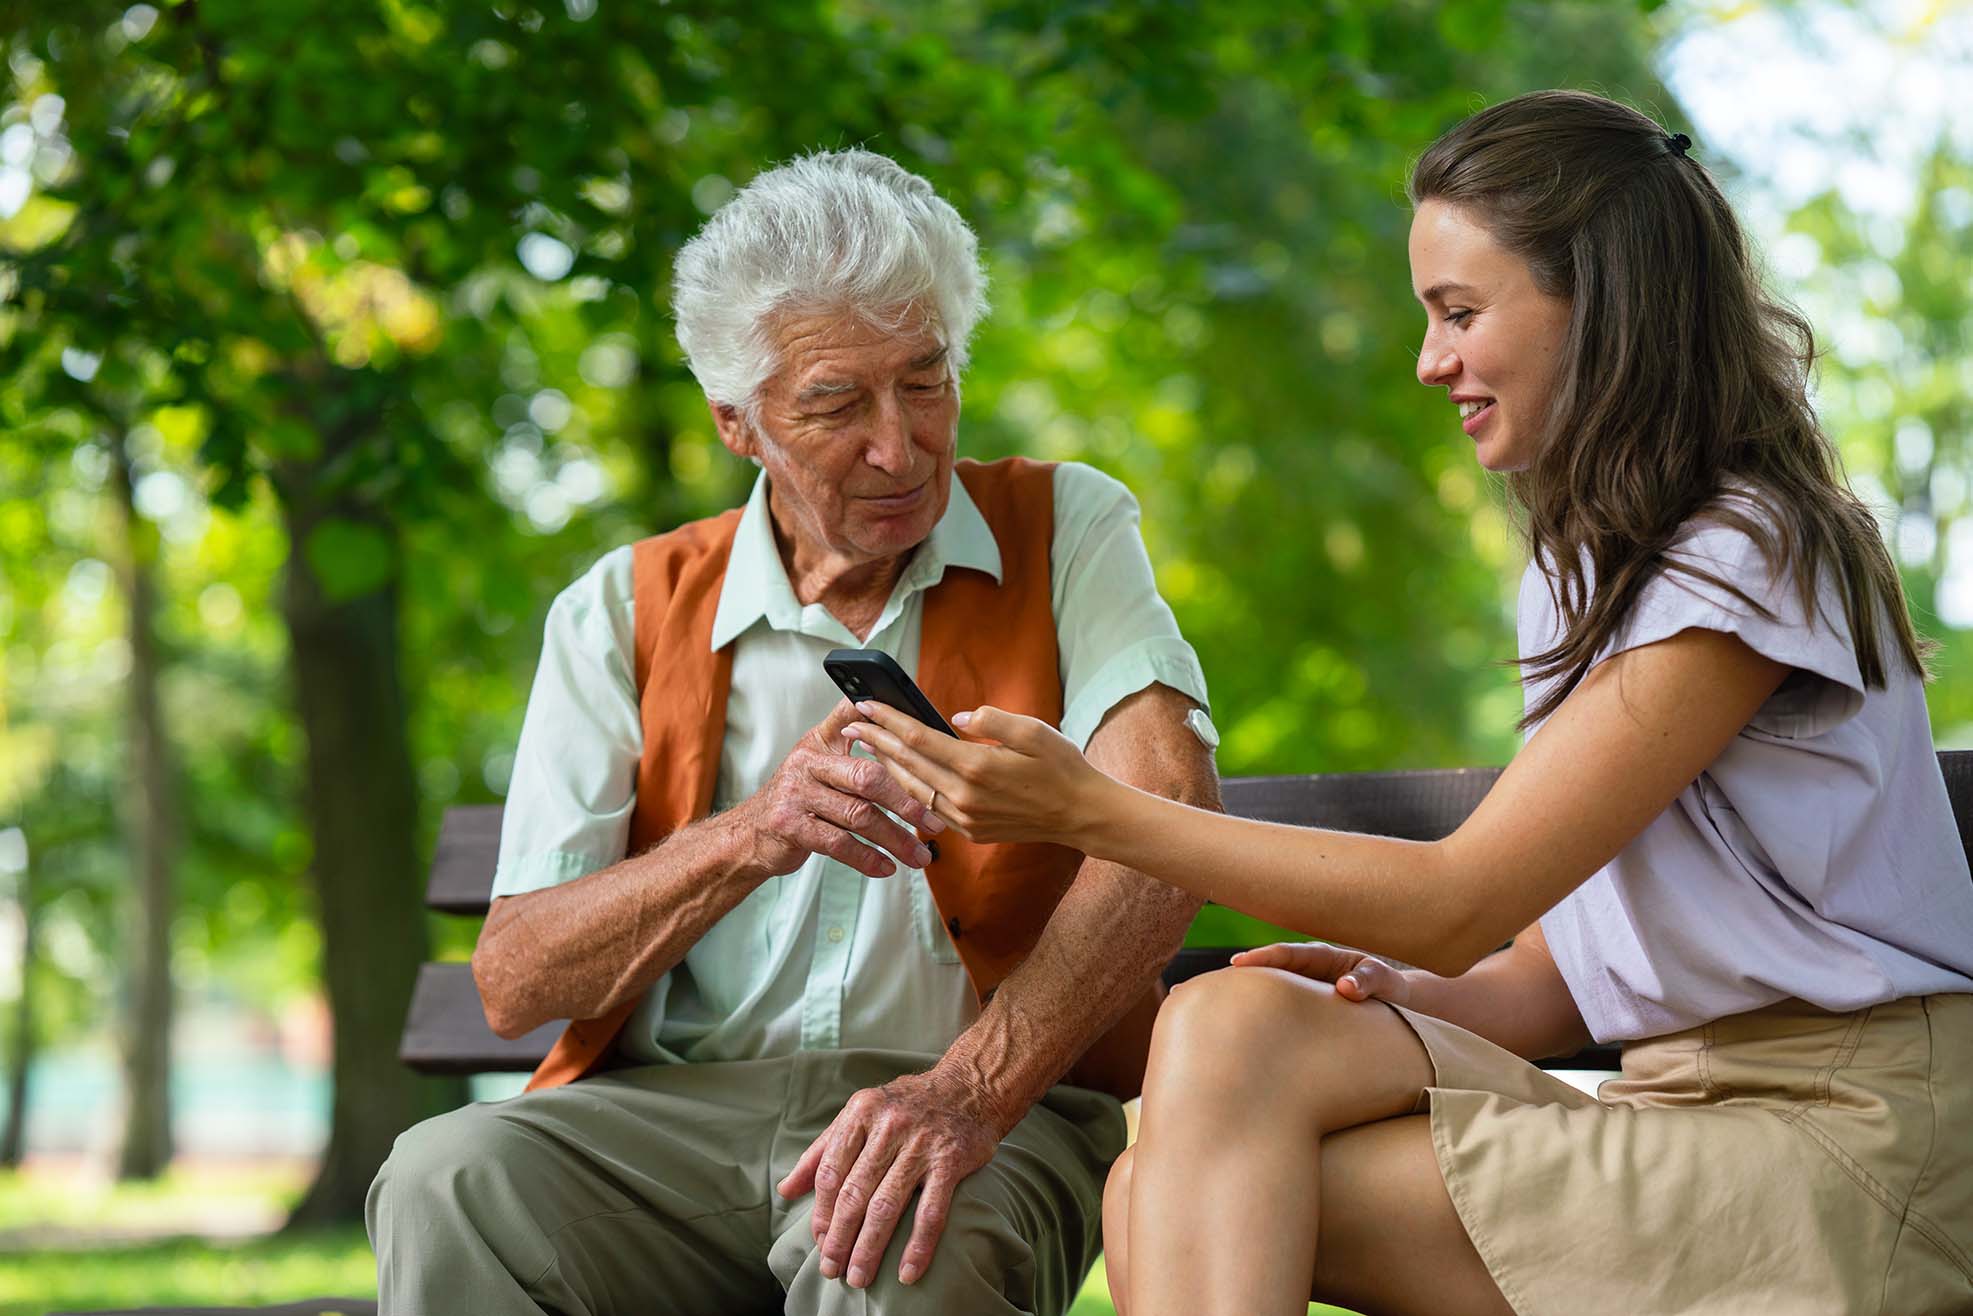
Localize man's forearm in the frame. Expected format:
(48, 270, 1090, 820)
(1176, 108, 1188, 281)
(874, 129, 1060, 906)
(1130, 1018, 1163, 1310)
(472, 813, 762, 1038)
(934, 855, 1203, 1129)
(930, 682, 1220, 1129)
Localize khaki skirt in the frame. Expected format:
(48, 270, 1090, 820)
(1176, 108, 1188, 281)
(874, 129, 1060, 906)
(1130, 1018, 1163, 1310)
(1393, 994, 1973, 1316)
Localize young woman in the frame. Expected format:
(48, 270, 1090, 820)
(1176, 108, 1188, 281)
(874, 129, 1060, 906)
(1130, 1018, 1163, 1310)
(843, 91, 1973, 1316)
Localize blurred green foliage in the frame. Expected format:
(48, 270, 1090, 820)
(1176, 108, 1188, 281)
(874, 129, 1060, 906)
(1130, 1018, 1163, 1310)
(1783, 142, 1973, 730)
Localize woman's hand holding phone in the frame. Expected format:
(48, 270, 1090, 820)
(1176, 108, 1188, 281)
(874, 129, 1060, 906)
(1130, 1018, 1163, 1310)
(843, 702, 1111, 847)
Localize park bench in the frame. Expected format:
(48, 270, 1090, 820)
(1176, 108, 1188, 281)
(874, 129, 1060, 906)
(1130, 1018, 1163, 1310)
(72, 753, 1973, 1315)
(400, 744, 1971, 1074)
(399, 765, 1637, 1077)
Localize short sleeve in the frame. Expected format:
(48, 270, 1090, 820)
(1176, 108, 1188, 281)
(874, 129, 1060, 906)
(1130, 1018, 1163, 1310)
(1602, 507, 1866, 740)
(492, 546, 643, 897)
(1050, 462, 1212, 748)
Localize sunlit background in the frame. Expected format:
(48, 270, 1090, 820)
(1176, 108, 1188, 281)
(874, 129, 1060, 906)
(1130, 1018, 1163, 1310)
(1, 1, 1969, 1312)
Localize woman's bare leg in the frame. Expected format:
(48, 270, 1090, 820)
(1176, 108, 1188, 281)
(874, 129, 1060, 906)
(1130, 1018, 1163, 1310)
(1102, 1147, 1136, 1316)
(1313, 1115, 1515, 1316)
(1124, 967, 1511, 1316)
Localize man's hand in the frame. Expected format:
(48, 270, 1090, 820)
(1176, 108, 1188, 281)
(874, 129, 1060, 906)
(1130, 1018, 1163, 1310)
(776, 1069, 1008, 1288)
(723, 700, 945, 881)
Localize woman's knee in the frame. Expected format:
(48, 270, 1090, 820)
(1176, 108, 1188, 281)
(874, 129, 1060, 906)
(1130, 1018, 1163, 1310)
(1149, 967, 1349, 1082)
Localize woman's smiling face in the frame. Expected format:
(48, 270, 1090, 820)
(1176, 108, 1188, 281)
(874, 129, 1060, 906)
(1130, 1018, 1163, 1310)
(1409, 199, 1573, 472)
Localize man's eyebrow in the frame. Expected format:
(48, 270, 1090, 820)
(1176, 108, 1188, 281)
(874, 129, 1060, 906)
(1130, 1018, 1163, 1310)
(1417, 281, 1475, 305)
(795, 379, 859, 404)
(794, 346, 949, 403)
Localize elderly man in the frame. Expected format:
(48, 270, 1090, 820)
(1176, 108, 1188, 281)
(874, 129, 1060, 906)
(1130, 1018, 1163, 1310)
(367, 148, 1219, 1316)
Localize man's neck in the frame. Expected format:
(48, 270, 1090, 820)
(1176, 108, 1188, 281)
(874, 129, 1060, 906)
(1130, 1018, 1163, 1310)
(769, 497, 916, 643)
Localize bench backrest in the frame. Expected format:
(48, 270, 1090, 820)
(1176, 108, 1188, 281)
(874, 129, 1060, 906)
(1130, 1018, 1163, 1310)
(399, 753, 1973, 1074)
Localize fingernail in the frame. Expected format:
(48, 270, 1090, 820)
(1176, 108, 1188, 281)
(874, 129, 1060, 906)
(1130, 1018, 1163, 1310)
(1339, 976, 1359, 995)
(952, 711, 972, 728)
(847, 1266, 868, 1288)
(820, 1257, 840, 1279)
(922, 813, 947, 834)
(842, 727, 860, 740)
(915, 845, 934, 867)
(900, 1264, 920, 1285)
(856, 701, 877, 716)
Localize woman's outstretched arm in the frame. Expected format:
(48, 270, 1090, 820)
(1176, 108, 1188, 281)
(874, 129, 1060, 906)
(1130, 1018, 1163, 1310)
(848, 625, 1787, 977)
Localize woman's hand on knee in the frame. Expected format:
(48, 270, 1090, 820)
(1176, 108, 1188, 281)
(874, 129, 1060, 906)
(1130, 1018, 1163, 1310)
(1229, 942, 1412, 1007)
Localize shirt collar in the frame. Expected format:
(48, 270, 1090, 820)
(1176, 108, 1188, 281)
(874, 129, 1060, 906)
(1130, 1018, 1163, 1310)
(709, 467, 1003, 651)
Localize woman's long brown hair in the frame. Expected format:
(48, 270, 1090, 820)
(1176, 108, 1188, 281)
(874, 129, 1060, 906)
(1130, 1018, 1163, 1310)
(1410, 90, 1929, 727)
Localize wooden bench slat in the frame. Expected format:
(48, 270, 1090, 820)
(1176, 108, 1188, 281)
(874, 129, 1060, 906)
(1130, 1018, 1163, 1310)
(1219, 767, 1504, 840)
(427, 767, 1538, 913)
(1940, 750, 1973, 863)
(412, 752, 1973, 1076)
(404, 952, 1619, 1075)
(426, 803, 506, 914)
(431, 751, 1973, 913)
(399, 962, 563, 1074)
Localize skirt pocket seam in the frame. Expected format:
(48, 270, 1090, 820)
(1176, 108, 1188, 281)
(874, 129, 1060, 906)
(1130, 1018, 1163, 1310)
(1813, 1008, 1872, 1108)
(1770, 1104, 1901, 1224)
(1697, 1022, 1724, 1098)
(1890, 1207, 1973, 1288)
(1880, 997, 1973, 1291)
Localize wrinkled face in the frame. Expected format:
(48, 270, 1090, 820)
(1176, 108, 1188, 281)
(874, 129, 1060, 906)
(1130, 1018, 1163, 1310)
(712, 305, 958, 566)
(1409, 199, 1573, 472)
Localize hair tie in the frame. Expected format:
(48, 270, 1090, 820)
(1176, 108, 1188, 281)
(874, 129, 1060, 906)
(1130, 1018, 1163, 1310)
(1665, 132, 1692, 159)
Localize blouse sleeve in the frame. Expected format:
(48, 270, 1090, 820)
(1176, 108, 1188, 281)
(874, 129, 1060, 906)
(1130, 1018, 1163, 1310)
(1599, 505, 1867, 740)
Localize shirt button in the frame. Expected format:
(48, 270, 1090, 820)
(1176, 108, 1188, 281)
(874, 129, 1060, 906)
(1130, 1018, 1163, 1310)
(827, 925, 845, 943)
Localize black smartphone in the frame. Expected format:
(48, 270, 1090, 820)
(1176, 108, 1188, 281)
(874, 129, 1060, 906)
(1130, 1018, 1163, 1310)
(823, 648, 957, 737)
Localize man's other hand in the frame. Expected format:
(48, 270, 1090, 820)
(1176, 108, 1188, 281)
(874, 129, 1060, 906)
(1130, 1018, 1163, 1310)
(775, 1069, 1005, 1288)
(723, 699, 945, 881)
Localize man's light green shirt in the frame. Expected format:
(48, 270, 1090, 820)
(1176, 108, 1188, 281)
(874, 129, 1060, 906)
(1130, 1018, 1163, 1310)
(493, 461, 1211, 1063)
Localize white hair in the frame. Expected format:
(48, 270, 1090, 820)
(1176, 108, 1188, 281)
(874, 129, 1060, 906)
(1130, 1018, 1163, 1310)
(671, 148, 989, 419)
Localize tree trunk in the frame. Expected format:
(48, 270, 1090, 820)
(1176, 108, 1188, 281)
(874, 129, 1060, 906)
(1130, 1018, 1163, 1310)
(0, 842, 38, 1168)
(279, 452, 463, 1228)
(111, 432, 176, 1182)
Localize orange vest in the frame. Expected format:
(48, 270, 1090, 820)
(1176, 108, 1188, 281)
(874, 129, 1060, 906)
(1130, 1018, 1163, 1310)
(523, 457, 1163, 1099)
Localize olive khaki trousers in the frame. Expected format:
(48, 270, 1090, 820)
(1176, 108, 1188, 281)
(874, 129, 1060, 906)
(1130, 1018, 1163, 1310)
(365, 1047, 1125, 1316)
